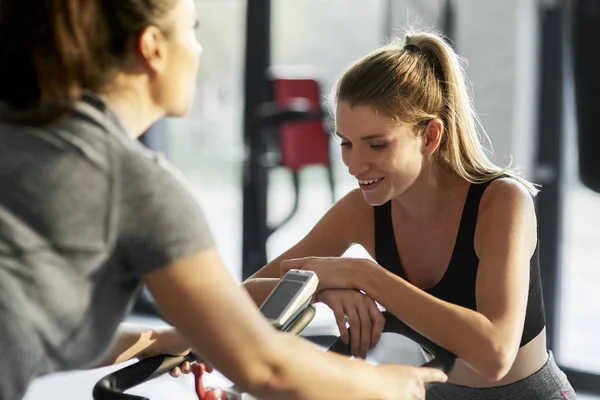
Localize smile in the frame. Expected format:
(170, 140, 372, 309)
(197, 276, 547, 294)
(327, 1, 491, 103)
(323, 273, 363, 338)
(358, 178, 382, 186)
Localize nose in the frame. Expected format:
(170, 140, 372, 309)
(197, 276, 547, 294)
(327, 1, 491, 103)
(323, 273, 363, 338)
(345, 148, 369, 177)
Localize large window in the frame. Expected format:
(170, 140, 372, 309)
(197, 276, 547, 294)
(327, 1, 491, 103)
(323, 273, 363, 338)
(556, 94, 600, 374)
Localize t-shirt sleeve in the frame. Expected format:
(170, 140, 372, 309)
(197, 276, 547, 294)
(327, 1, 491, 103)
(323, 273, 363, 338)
(118, 144, 216, 278)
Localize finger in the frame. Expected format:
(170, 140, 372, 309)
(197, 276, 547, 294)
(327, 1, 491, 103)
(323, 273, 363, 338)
(206, 388, 223, 400)
(345, 308, 361, 358)
(416, 367, 448, 383)
(279, 258, 306, 275)
(203, 362, 214, 373)
(367, 300, 385, 349)
(170, 367, 181, 378)
(332, 308, 349, 344)
(180, 361, 191, 374)
(356, 299, 372, 359)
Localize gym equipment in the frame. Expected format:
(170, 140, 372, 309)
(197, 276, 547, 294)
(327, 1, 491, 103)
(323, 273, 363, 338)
(91, 305, 317, 400)
(93, 311, 455, 399)
(93, 270, 319, 400)
(242, 72, 335, 280)
(188, 313, 456, 399)
(571, 0, 600, 193)
(327, 311, 456, 381)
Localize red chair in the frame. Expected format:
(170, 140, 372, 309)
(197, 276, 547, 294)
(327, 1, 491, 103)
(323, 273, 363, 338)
(266, 74, 336, 233)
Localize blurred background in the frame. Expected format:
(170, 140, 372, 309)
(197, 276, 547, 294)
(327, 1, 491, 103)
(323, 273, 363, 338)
(24, 0, 600, 399)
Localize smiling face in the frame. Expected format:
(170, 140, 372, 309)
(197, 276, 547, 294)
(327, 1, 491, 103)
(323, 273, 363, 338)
(336, 101, 431, 206)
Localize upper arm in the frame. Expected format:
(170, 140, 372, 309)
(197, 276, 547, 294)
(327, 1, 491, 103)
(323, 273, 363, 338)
(142, 248, 280, 388)
(118, 147, 215, 278)
(117, 148, 283, 388)
(474, 178, 538, 348)
(249, 189, 373, 279)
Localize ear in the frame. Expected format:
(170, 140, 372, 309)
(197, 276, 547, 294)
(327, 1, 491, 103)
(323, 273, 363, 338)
(421, 119, 443, 156)
(133, 26, 170, 75)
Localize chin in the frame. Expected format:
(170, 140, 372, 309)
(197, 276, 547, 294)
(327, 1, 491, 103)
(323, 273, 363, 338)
(165, 91, 196, 118)
(165, 104, 192, 118)
(360, 191, 392, 207)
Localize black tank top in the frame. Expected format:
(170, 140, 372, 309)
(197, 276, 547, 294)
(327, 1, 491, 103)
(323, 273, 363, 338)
(373, 178, 546, 347)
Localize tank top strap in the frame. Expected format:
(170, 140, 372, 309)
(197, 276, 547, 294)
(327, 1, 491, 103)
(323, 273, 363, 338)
(373, 202, 407, 279)
(454, 176, 508, 250)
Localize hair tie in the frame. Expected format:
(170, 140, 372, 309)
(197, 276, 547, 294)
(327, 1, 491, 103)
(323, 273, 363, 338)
(404, 44, 422, 54)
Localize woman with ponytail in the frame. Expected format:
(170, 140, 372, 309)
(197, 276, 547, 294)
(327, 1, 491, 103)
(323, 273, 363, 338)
(246, 30, 576, 399)
(0, 2, 446, 399)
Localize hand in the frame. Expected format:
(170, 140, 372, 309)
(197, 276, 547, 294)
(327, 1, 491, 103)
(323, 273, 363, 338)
(136, 328, 214, 377)
(375, 364, 447, 400)
(280, 256, 372, 291)
(317, 289, 384, 359)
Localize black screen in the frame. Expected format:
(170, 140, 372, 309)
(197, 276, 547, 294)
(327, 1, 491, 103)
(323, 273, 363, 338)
(260, 280, 302, 320)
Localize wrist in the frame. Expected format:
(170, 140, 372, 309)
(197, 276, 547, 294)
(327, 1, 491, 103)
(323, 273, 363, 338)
(136, 328, 162, 359)
(139, 328, 183, 359)
(348, 258, 378, 288)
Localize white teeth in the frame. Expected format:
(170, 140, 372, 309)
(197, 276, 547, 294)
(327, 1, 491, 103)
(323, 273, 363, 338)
(358, 178, 380, 185)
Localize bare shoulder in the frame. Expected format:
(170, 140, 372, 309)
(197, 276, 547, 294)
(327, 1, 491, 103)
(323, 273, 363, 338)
(479, 177, 536, 217)
(327, 188, 373, 240)
(303, 187, 374, 251)
(475, 177, 538, 255)
(336, 188, 373, 216)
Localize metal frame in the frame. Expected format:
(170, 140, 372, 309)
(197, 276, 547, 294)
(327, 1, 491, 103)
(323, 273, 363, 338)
(241, 0, 272, 280)
(534, 0, 566, 356)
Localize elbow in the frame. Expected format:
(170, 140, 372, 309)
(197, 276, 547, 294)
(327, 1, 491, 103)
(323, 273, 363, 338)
(234, 337, 294, 399)
(478, 342, 517, 382)
(237, 364, 284, 399)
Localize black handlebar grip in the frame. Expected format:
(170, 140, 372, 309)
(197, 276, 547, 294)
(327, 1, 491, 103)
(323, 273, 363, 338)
(328, 311, 456, 383)
(92, 353, 198, 400)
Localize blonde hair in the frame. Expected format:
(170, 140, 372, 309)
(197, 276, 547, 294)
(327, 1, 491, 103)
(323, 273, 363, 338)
(331, 30, 539, 196)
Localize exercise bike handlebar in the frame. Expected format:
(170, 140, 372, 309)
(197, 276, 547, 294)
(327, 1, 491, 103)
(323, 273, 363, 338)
(92, 309, 456, 399)
(328, 311, 456, 377)
(92, 305, 316, 400)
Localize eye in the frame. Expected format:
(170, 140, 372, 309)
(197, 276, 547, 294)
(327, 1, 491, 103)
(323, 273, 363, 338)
(340, 141, 352, 149)
(370, 143, 388, 150)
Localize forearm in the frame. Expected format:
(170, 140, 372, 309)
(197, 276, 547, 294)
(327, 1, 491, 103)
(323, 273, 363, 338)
(254, 334, 386, 400)
(242, 278, 280, 306)
(89, 323, 164, 368)
(358, 264, 511, 380)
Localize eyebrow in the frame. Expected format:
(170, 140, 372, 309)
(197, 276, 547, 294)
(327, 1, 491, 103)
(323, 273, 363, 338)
(335, 132, 390, 141)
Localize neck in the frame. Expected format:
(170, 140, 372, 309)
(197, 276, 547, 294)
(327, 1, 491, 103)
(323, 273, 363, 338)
(392, 163, 462, 225)
(99, 77, 164, 138)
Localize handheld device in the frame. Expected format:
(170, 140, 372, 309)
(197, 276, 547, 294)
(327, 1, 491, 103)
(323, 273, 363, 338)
(259, 269, 318, 330)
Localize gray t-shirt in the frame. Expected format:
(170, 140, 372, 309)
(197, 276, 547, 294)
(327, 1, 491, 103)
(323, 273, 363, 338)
(0, 94, 215, 399)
